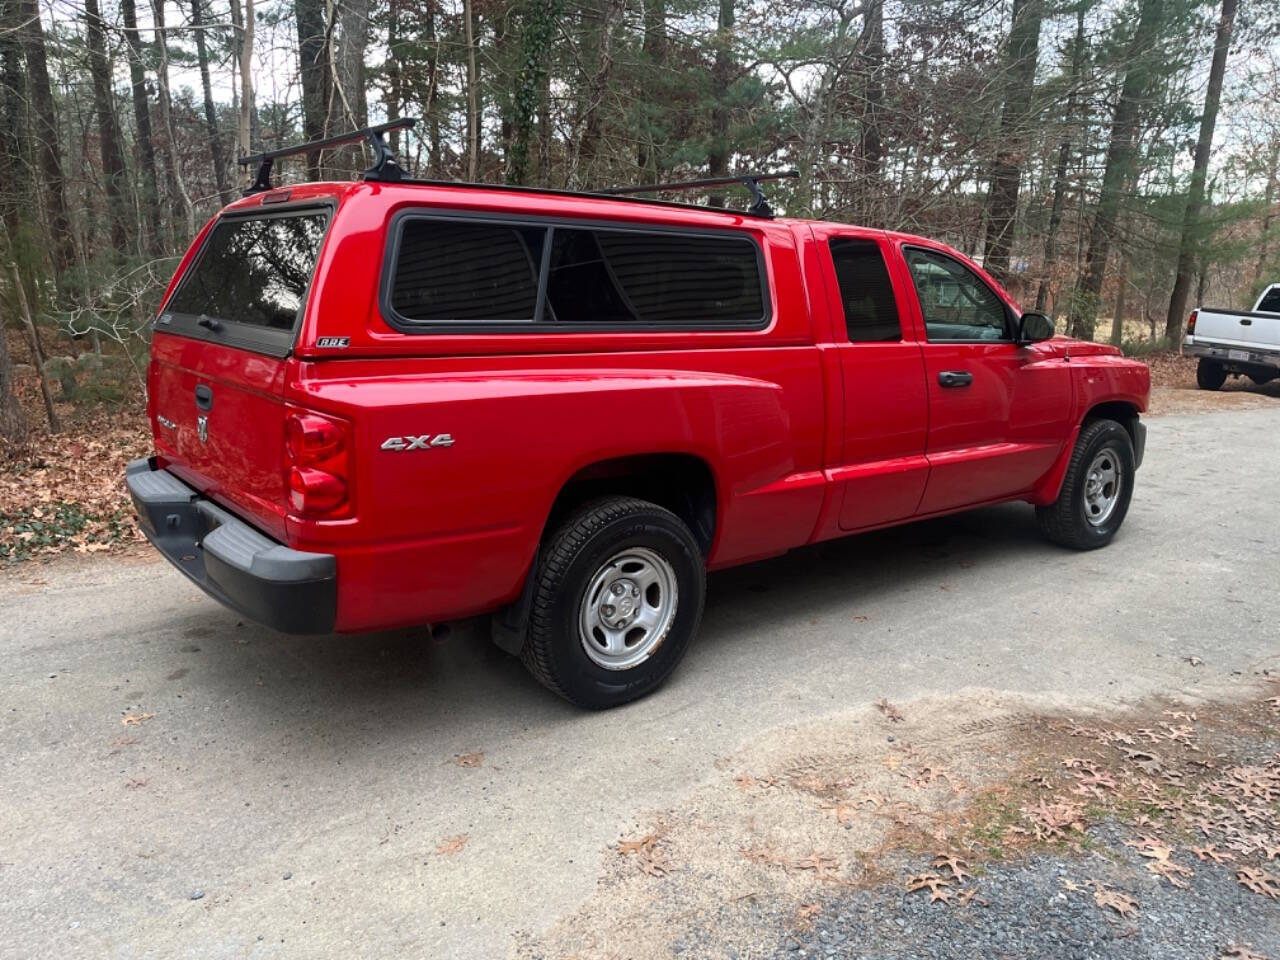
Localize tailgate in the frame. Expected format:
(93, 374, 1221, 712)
(148, 207, 330, 541)
(149, 334, 291, 540)
(1195, 308, 1280, 350)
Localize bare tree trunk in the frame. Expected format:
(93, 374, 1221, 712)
(0, 308, 26, 444)
(573, 0, 622, 184)
(384, 0, 403, 153)
(9, 262, 58, 433)
(1066, 0, 1164, 341)
(506, 0, 562, 185)
(1109, 229, 1128, 346)
(295, 0, 330, 178)
(17, 0, 75, 279)
(464, 0, 479, 180)
(190, 0, 233, 205)
(84, 0, 132, 255)
(0, 32, 29, 443)
(233, 0, 255, 157)
(151, 0, 196, 242)
(333, 0, 369, 140)
(1163, 0, 1237, 343)
(858, 0, 884, 225)
(707, 0, 734, 205)
(637, 0, 667, 178)
(120, 0, 164, 255)
(424, 0, 441, 174)
(1035, 7, 1084, 314)
(1253, 140, 1279, 291)
(982, 0, 1043, 288)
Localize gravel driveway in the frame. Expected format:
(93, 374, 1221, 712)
(1, 405, 1278, 960)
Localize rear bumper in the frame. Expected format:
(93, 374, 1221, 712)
(126, 458, 336, 634)
(1183, 338, 1280, 375)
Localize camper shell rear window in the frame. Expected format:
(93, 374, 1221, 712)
(158, 205, 331, 356)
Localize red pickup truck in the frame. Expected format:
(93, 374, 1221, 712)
(127, 147, 1149, 708)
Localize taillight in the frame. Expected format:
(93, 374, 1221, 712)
(284, 410, 352, 518)
(1187, 310, 1197, 335)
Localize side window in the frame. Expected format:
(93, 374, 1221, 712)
(828, 238, 901, 342)
(385, 216, 767, 329)
(1258, 287, 1280, 313)
(904, 248, 1009, 341)
(390, 219, 545, 323)
(546, 227, 765, 326)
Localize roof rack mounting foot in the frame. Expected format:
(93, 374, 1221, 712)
(237, 118, 417, 195)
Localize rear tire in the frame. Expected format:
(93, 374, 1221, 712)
(1196, 359, 1227, 390)
(521, 496, 705, 709)
(1036, 419, 1135, 550)
(1247, 372, 1275, 386)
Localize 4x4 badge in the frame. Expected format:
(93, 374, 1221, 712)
(381, 434, 454, 451)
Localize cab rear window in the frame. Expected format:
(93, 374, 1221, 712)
(384, 214, 768, 331)
(167, 212, 328, 330)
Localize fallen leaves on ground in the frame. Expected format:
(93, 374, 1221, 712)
(876, 698, 905, 722)
(435, 834, 468, 856)
(931, 853, 972, 883)
(1023, 798, 1086, 840)
(453, 752, 484, 768)
(1124, 835, 1193, 888)
(1, 413, 149, 563)
(1093, 887, 1138, 918)
(1236, 866, 1280, 900)
(905, 872, 953, 902)
(743, 847, 842, 883)
(1192, 844, 1234, 864)
(617, 833, 669, 877)
(121, 712, 154, 726)
(1220, 946, 1271, 960)
(791, 852, 841, 883)
(796, 902, 822, 927)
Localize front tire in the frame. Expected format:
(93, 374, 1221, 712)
(1196, 359, 1227, 390)
(1036, 419, 1135, 550)
(521, 496, 706, 709)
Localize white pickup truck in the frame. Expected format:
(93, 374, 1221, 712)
(1184, 284, 1280, 390)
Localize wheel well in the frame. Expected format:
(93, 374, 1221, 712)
(1084, 401, 1140, 445)
(547, 454, 717, 556)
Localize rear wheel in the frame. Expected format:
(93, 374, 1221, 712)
(521, 496, 705, 709)
(1036, 419, 1135, 550)
(1248, 372, 1275, 386)
(1196, 359, 1227, 390)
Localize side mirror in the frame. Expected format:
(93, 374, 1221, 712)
(1017, 311, 1054, 344)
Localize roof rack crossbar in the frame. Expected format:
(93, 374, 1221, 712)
(600, 170, 799, 217)
(237, 118, 417, 195)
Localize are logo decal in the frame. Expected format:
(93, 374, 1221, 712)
(316, 336, 350, 349)
(381, 434, 455, 451)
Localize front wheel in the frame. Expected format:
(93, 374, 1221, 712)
(1036, 419, 1136, 550)
(521, 496, 706, 709)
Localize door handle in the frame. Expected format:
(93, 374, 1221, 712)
(938, 370, 973, 388)
(1240, 318, 1252, 326)
(194, 384, 213, 410)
